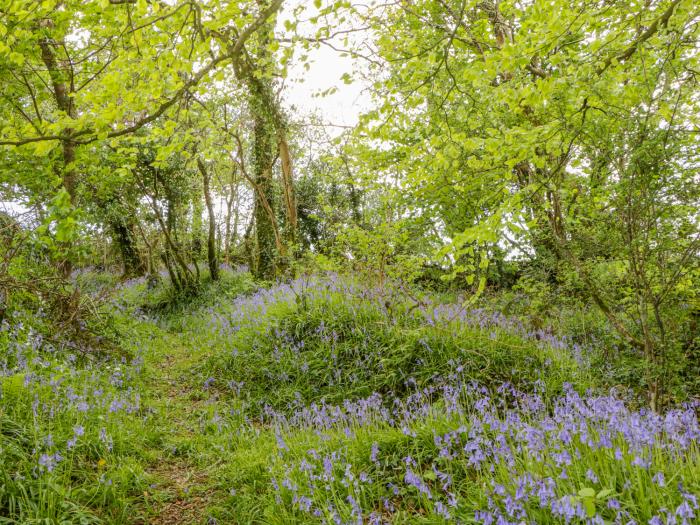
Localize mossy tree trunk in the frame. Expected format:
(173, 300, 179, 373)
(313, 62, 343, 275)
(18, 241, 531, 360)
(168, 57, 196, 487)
(228, 0, 297, 279)
(111, 217, 145, 277)
(250, 82, 278, 279)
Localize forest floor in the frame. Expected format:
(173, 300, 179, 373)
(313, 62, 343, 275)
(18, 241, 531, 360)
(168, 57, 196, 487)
(131, 325, 223, 524)
(4, 271, 698, 525)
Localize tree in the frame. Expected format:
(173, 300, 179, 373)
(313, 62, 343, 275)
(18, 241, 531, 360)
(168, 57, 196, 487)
(203, 0, 298, 278)
(354, 0, 700, 407)
(197, 157, 220, 281)
(0, 0, 290, 289)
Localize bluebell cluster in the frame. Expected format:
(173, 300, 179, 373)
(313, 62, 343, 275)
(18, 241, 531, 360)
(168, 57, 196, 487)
(270, 383, 699, 524)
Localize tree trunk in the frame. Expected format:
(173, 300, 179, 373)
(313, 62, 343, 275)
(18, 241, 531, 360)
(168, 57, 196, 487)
(111, 218, 145, 277)
(191, 188, 204, 265)
(197, 158, 220, 281)
(136, 167, 196, 292)
(244, 52, 282, 279)
(224, 167, 239, 263)
(278, 132, 297, 242)
(38, 21, 78, 276)
(231, 0, 297, 277)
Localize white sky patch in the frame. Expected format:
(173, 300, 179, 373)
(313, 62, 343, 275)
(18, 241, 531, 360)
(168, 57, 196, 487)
(280, 1, 373, 134)
(285, 44, 369, 130)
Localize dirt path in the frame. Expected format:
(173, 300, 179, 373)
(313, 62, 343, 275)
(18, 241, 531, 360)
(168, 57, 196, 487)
(134, 330, 219, 525)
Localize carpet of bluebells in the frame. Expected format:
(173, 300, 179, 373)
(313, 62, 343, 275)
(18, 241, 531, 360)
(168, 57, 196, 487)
(194, 273, 700, 524)
(1, 267, 698, 524)
(201, 273, 583, 413)
(0, 309, 154, 523)
(267, 384, 699, 525)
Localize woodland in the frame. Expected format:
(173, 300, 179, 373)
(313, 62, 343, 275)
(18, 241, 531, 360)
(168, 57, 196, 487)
(0, 0, 699, 524)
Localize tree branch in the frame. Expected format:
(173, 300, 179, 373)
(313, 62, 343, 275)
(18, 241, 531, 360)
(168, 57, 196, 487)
(597, 0, 683, 75)
(0, 0, 285, 148)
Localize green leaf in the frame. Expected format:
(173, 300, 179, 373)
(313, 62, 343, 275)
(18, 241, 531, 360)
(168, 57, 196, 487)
(596, 489, 614, 500)
(578, 487, 596, 499)
(9, 51, 24, 65)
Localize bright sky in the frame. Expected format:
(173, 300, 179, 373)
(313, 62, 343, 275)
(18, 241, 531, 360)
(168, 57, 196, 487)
(281, 2, 373, 133)
(285, 45, 369, 129)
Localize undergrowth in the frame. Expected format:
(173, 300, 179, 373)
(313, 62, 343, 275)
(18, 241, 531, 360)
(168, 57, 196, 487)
(1, 268, 698, 524)
(201, 275, 586, 416)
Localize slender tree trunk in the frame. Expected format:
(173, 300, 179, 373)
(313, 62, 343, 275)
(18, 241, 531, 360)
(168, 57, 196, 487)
(39, 26, 77, 199)
(224, 194, 234, 263)
(224, 168, 238, 263)
(191, 187, 203, 262)
(278, 132, 297, 242)
(231, 193, 240, 255)
(161, 252, 181, 291)
(38, 21, 77, 276)
(136, 168, 196, 292)
(243, 214, 255, 272)
(197, 158, 220, 281)
(135, 217, 157, 277)
(165, 193, 193, 288)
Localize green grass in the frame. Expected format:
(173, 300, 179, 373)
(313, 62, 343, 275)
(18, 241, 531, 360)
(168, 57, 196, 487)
(1, 270, 697, 524)
(202, 283, 586, 418)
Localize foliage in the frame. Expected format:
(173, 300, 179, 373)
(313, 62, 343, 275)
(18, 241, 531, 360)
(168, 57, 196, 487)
(348, 0, 700, 408)
(0, 0, 699, 523)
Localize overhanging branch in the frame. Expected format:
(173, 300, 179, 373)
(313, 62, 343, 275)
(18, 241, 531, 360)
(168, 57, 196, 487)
(0, 0, 285, 148)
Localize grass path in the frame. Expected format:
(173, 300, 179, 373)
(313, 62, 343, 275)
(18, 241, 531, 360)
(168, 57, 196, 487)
(132, 325, 223, 525)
